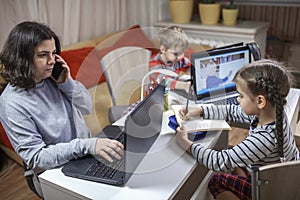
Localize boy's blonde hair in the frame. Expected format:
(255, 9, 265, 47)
(159, 25, 189, 51)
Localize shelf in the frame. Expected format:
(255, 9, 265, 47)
(154, 20, 270, 58)
(155, 20, 270, 35)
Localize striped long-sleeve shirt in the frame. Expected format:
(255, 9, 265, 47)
(191, 104, 300, 172)
(148, 52, 190, 90)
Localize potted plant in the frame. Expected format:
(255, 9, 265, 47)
(169, 0, 194, 24)
(198, 0, 221, 25)
(222, 0, 239, 25)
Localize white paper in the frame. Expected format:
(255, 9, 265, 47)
(171, 105, 231, 133)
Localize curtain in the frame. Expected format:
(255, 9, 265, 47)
(0, 0, 161, 49)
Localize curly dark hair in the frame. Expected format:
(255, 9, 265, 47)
(0, 21, 61, 89)
(233, 59, 292, 160)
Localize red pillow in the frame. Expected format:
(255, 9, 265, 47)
(184, 47, 195, 61)
(113, 25, 154, 50)
(61, 25, 155, 89)
(95, 25, 155, 68)
(61, 47, 105, 88)
(0, 123, 14, 151)
(95, 25, 155, 81)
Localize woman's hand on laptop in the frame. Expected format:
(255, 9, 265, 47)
(95, 138, 124, 162)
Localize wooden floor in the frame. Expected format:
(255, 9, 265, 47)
(0, 151, 40, 200)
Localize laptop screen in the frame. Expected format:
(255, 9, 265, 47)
(124, 81, 165, 179)
(191, 46, 251, 100)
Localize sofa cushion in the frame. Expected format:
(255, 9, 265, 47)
(61, 25, 155, 89)
(61, 47, 105, 88)
(95, 25, 155, 74)
(114, 25, 154, 49)
(0, 124, 13, 150)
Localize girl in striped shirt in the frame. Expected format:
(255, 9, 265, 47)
(175, 59, 300, 200)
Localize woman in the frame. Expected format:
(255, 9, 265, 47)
(0, 21, 123, 173)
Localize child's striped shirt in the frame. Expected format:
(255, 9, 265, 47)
(191, 104, 300, 172)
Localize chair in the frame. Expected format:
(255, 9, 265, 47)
(251, 160, 300, 200)
(100, 46, 152, 123)
(23, 161, 44, 198)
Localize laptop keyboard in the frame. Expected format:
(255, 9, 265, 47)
(84, 133, 125, 178)
(212, 96, 239, 105)
(85, 158, 124, 178)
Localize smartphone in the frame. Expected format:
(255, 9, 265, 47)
(51, 62, 65, 80)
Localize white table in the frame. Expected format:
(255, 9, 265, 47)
(39, 111, 229, 200)
(39, 88, 300, 200)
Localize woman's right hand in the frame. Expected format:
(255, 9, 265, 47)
(179, 106, 203, 120)
(54, 54, 71, 83)
(95, 138, 124, 163)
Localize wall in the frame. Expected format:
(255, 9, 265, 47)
(191, 1, 300, 84)
(159, 0, 300, 86)
(235, 4, 300, 87)
(236, 4, 300, 44)
(0, 0, 163, 49)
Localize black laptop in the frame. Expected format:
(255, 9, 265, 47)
(61, 82, 165, 185)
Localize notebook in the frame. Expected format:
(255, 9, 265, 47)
(191, 45, 251, 104)
(61, 82, 165, 186)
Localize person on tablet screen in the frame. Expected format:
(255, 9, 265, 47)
(206, 60, 232, 89)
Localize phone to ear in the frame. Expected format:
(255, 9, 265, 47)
(51, 62, 65, 80)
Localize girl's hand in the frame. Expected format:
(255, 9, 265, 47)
(95, 138, 124, 163)
(175, 126, 192, 153)
(179, 106, 203, 120)
(54, 54, 71, 83)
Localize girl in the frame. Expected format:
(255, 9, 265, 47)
(175, 59, 300, 200)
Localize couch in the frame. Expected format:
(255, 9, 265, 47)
(0, 25, 211, 165)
